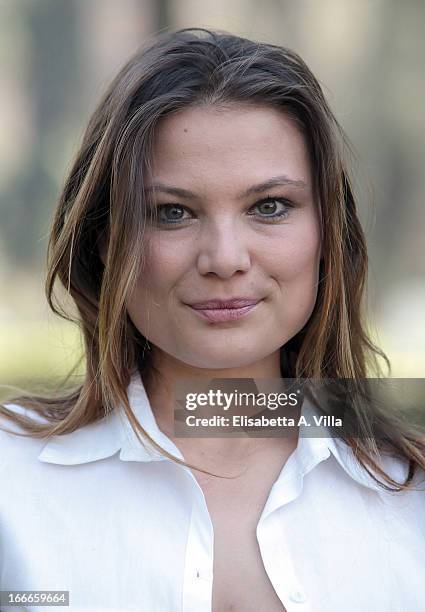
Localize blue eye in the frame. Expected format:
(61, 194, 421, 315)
(157, 204, 189, 223)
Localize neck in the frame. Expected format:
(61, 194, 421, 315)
(142, 348, 297, 462)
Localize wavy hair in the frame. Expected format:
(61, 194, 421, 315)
(1, 28, 424, 489)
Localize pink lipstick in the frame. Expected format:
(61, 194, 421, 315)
(187, 298, 261, 323)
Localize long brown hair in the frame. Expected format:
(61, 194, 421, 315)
(2, 28, 424, 489)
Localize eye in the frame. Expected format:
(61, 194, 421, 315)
(154, 196, 293, 227)
(157, 204, 192, 224)
(248, 197, 293, 222)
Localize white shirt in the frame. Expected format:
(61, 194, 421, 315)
(1, 371, 424, 612)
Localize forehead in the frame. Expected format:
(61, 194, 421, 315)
(149, 104, 312, 190)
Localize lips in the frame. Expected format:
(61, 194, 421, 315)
(186, 298, 262, 324)
(188, 298, 260, 310)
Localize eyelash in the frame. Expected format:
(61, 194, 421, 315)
(155, 196, 294, 226)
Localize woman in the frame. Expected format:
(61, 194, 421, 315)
(1, 28, 424, 612)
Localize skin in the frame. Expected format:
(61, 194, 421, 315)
(109, 103, 322, 461)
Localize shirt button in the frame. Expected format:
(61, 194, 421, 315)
(195, 567, 213, 580)
(289, 589, 307, 603)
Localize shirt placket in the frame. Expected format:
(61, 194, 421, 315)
(257, 511, 312, 612)
(254, 439, 331, 612)
(182, 469, 214, 612)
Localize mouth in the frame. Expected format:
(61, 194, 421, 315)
(186, 299, 262, 323)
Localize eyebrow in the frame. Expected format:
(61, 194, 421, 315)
(145, 174, 308, 200)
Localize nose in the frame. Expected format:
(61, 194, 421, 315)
(196, 219, 252, 278)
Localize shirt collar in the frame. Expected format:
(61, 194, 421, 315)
(37, 371, 184, 465)
(300, 399, 410, 492)
(38, 372, 408, 493)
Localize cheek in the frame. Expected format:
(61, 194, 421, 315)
(263, 222, 321, 325)
(264, 220, 321, 281)
(125, 236, 191, 338)
(138, 237, 188, 294)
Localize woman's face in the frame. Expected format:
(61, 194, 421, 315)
(126, 104, 322, 370)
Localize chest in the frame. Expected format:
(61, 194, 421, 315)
(210, 503, 286, 611)
(194, 464, 288, 612)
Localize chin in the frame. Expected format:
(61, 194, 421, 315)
(182, 350, 260, 371)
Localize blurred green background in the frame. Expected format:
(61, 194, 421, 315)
(1, 0, 424, 401)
